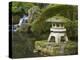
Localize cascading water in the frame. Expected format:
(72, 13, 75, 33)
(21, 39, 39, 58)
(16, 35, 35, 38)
(10, 14, 28, 32)
(18, 15, 28, 26)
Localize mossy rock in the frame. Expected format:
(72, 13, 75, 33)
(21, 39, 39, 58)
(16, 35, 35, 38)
(34, 40, 78, 56)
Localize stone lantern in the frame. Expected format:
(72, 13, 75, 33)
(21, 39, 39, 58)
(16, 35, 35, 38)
(46, 16, 68, 44)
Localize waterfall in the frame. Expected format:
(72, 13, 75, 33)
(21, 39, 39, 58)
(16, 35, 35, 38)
(11, 14, 29, 32)
(18, 15, 28, 26)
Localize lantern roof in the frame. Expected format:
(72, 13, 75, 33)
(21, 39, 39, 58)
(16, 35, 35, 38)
(46, 16, 69, 23)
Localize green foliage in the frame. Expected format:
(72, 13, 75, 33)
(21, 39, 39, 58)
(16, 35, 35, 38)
(31, 5, 78, 41)
(34, 40, 78, 56)
(64, 41, 78, 55)
(31, 5, 78, 33)
(65, 20, 78, 41)
(12, 15, 20, 24)
(28, 6, 41, 23)
(12, 2, 35, 14)
(12, 32, 36, 58)
(11, 2, 35, 24)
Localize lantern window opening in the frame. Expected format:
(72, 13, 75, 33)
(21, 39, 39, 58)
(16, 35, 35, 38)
(56, 24, 59, 27)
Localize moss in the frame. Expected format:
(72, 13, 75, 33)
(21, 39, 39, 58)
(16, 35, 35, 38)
(34, 40, 78, 56)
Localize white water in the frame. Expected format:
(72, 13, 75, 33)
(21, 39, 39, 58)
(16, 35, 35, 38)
(18, 15, 28, 25)
(12, 15, 29, 32)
